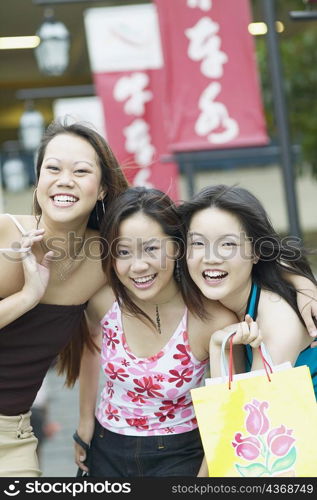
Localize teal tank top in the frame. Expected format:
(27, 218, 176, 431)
(245, 282, 316, 399)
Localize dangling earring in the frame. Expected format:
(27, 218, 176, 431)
(96, 205, 100, 224)
(32, 188, 42, 228)
(175, 259, 181, 282)
(32, 187, 38, 212)
(32, 187, 41, 215)
(101, 198, 106, 216)
(96, 197, 106, 225)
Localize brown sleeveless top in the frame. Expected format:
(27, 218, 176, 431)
(0, 301, 87, 415)
(0, 214, 87, 415)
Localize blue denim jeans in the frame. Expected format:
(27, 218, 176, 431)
(88, 418, 204, 477)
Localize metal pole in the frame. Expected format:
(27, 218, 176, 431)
(184, 161, 195, 198)
(261, 0, 302, 238)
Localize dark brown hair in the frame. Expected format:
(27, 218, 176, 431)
(34, 120, 129, 386)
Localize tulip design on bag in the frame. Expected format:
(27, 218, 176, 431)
(232, 399, 297, 477)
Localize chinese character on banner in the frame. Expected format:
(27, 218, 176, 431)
(84, 3, 179, 200)
(154, 0, 268, 152)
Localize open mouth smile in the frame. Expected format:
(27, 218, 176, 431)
(202, 269, 228, 284)
(51, 194, 79, 207)
(130, 273, 157, 289)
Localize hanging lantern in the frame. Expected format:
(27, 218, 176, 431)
(1, 142, 29, 193)
(19, 101, 44, 152)
(34, 8, 70, 76)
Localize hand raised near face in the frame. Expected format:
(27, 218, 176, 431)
(20, 229, 54, 303)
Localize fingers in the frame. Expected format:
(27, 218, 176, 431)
(245, 314, 253, 325)
(41, 251, 54, 269)
(234, 316, 262, 347)
(248, 321, 263, 348)
(74, 444, 89, 473)
(301, 305, 317, 338)
(20, 229, 45, 252)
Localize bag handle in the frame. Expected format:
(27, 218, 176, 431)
(220, 331, 274, 389)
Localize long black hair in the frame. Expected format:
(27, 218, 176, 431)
(179, 184, 316, 324)
(32, 120, 128, 386)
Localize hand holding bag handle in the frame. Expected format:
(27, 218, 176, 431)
(220, 331, 274, 389)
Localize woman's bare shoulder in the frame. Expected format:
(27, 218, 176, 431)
(203, 298, 238, 330)
(0, 214, 33, 242)
(0, 213, 34, 230)
(257, 289, 311, 363)
(259, 289, 295, 315)
(87, 284, 115, 322)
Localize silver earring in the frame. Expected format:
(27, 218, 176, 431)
(32, 187, 38, 214)
(175, 259, 181, 282)
(101, 199, 106, 216)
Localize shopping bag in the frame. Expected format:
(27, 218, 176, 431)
(191, 332, 317, 477)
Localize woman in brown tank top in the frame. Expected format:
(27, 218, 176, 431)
(0, 120, 128, 477)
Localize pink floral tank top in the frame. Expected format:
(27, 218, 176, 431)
(96, 301, 208, 436)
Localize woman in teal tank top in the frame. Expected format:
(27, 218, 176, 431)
(179, 184, 317, 398)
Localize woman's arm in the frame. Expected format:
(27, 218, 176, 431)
(0, 229, 53, 329)
(74, 285, 115, 473)
(252, 294, 311, 369)
(74, 329, 101, 473)
(282, 271, 317, 339)
(197, 456, 209, 477)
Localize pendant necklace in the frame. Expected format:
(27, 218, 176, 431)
(152, 290, 181, 335)
(155, 304, 161, 334)
(40, 237, 86, 281)
(37, 219, 86, 281)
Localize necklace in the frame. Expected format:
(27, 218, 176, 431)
(40, 237, 86, 281)
(148, 290, 181, 335)
(155, 304, 162, 334)
(37, 218, 86, 281)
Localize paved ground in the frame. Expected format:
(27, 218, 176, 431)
(38, 368, 104, 478)
(39, 370, 80, 478)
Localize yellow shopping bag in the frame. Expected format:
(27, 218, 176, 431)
(191, 333, 317, 477)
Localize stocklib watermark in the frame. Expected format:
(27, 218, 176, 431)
(2, 480, 131, 497)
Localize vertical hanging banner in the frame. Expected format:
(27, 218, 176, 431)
(154, 0, 268, 151)
(84, 4, 179, 199)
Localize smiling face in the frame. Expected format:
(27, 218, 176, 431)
(114, 212, 178, 304)
(187, 207, 257, 314)
(36, 133, 104, 226)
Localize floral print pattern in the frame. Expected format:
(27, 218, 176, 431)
(97, 302, 208, 436)
(232, 399, 297, 476)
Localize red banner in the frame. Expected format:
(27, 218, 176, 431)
(84, 4, 179, 200)
(154, 0, 268, 152)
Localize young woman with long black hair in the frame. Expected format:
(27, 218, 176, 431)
(0, 121, 128, 476)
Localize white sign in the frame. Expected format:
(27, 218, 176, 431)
(53, 96, 106, 138)
(84, 4, 164, 72)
